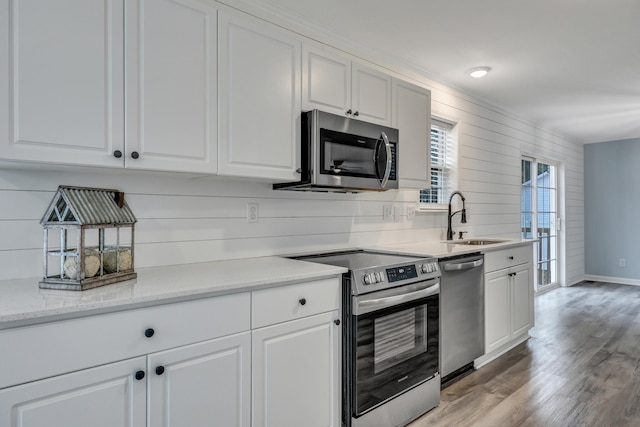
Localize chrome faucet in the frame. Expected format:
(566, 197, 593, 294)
(447, 191, 467, 240)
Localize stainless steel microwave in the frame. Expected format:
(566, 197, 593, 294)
(273, 110, 399, 192)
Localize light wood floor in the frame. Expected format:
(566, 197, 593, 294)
(408, 280, 640, 427)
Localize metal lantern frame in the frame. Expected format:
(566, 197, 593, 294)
(40, 186, 137, 291)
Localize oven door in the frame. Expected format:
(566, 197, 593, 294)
(351, 279, 439, 418)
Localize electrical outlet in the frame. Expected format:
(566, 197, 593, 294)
(407, 204, 416, 219)
(383, 204, 393, 221)
(247, 203, 259, 223)
(394, 205, 403, 222)
(619, 258, 626, 267)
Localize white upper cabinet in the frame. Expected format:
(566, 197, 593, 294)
(302, 44, 351, 116)
(303, 43, 392, 126)
(218, 10, 301, 181)
(392, 79, 431, 189)
(351, 63, 392, 126)
(0, 0, 218, 173)
(125, 0, 218, 173)
(0, 0, 124, 167)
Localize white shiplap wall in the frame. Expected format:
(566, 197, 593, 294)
(0, 3, 585, 285)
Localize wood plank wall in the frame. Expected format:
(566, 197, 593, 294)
(0, 4, 584, 285)
(0, 86, 584, 284)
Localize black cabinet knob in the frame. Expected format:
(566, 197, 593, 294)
(113, 150, 122, 158)
(144, 328, 155, 338)
(131, 151, 140, 159)
(299, 298, 307, 306)
(155, 366, 165, 375)
(135, 370, 145, 380)
(508, 256, 514, 260)
(334, 319, 341, 326)
(353, 111, 359, 116)
(346, 109, 352, 115)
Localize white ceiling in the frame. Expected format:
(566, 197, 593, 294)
(250, 0, 640, 144)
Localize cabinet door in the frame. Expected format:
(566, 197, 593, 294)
(392, 79, 431, 189)
(148, 332, 251, 427)
(511, 264, 533, 337)
(0, 357, 145, 427)
(351, 63, 392, 126)
(302, 44, 351, 115)
(0, 0, 124, 167)
(125, 0, 217, 173)
(218, 11, 301, 181)
(484, 270, 511, 354)
(252, 311, 340, 427)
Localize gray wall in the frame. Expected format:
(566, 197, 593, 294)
(585, 138, 640, 279)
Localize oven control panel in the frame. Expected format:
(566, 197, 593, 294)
(386, 265, 418, 283)
(361, 261, 439, 286)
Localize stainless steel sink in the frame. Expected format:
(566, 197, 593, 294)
(446, 239, 508, 246)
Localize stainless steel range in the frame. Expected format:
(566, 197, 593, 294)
(293, 250, 441, 427)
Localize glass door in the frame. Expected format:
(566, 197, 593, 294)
(521, 158, 558, 290)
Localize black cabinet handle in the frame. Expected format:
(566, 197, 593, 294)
(508, 256, 514, 260)
(155, 366, 165, 375)
(144, 328, 155, 338)
(135, 370, 145, 380)
(334, 319, 341, 326)
(299, 298, 307, 306)
(353, 111, 359, 117)
(346, 109, 352, 115)
(131, 151, 140, 159)
(113, 150, 122, 158)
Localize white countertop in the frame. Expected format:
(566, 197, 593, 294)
(370, 238, 536, 259)
(0, 256, 346, 329)
(0, 238, 534, 329)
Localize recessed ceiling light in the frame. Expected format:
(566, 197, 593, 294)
(468, 66, 491, 78)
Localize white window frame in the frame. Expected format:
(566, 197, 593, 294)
(418, 117, 459, 211)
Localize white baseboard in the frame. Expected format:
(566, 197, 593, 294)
(583, 275, 640, 287)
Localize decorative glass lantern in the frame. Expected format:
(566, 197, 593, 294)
(40, 186, 137, 290)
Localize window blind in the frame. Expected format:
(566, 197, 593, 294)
(420, 118, 456, 204)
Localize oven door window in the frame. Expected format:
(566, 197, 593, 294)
(353, 295, 439, 417)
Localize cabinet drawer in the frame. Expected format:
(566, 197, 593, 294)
(0, 292, 250, 390)
(252, 278, 340, 329)
(484, 244, 533, 273)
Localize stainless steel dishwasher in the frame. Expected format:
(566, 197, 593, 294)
(439, 253, 484, 385)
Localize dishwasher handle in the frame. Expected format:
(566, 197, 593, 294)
(442, 258, 484, 271)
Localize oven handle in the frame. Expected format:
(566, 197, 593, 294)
(354, 280, 439, 315)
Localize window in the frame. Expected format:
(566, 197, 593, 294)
(420, 118, 457, 207)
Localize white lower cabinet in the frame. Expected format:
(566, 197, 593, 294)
(251, 278, 342, 427)
(479, 245, 534, 365)
(0, 277, 342, 427)
(252, 311, 340, 427)
(0, 293, 251, 426)
(0, 357, 146, 427)
(148, 332, 251, 427)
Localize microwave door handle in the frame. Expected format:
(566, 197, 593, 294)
(380, 131, 392, 188)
